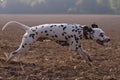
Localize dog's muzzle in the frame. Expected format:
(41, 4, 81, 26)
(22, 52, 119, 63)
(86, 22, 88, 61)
(96, 38, 110, 46)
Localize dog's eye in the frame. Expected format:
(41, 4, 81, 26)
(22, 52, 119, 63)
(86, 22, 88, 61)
(99, 33, 104, 37)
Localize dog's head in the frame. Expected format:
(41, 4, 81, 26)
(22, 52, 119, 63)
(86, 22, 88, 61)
(83, 24, 110, 46)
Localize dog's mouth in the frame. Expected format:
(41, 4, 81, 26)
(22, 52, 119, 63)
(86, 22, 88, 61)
(96, 39, 104, 46)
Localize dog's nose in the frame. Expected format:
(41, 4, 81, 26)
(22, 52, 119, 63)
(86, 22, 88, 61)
(108, 38, 110, 42)
(104, 38, 110, 42)
(106, 38, 110, 42)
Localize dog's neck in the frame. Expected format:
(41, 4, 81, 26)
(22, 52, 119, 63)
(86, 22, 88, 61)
(83, 28, 93, 40)
(83, 31, 89, 39)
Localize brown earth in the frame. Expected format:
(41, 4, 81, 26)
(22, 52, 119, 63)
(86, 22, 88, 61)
(0, 14, 120, 80)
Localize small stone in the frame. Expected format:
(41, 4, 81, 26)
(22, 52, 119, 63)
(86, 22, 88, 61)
(0, 76, 3, 80)
(74, 66, 77, 69)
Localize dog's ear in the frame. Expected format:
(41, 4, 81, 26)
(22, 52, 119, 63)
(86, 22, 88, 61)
(83, 26, 93, 32)
(91, 23, 98, 28)
(83, 25, 89, 30)
(83, 25, 94, 39)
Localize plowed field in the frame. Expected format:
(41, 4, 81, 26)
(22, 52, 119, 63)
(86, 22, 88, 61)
(0, 14, 120, 80)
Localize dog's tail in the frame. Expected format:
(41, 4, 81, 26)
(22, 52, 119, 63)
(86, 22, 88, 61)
(2, 21, 30, 31)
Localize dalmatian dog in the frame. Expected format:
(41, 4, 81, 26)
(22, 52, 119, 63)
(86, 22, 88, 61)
(2, 21, 110, 65)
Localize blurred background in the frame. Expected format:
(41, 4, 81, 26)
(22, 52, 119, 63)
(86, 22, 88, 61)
(0, 0, 120, 14)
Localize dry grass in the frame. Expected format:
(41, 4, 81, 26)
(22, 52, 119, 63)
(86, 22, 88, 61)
(0, 14, 120, 80)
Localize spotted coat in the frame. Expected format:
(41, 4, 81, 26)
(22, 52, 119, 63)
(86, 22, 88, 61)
(2, 21, 110, 66)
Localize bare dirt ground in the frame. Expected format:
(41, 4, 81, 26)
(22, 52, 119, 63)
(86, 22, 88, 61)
(0, 14, 120, 80)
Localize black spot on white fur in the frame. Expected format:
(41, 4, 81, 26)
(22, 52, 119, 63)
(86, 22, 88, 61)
(36, 32, 38, 35)
(50, 25, 53, 28)
(22, 45, 24, 48)
(46, 34, 49, 36)
(55, 35, 58, 38)
(29, 34, 35, 39)
(63, 27, 67, 30)
(25, 43, 27, 45)
(45, 30, 47, 33)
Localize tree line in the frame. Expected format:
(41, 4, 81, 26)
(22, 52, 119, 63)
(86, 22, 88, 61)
(0, 0, 120, 14)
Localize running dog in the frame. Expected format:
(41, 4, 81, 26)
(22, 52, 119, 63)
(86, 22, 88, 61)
(2, 21, 110, 65)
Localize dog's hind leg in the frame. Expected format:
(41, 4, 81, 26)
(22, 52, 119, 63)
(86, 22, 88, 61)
(7, 32, 36, 62)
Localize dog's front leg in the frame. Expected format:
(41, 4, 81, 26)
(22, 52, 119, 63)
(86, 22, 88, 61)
(7, 33, 36, 62)
(76, 45, 92, 66)
(69, 38, 92, 66)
